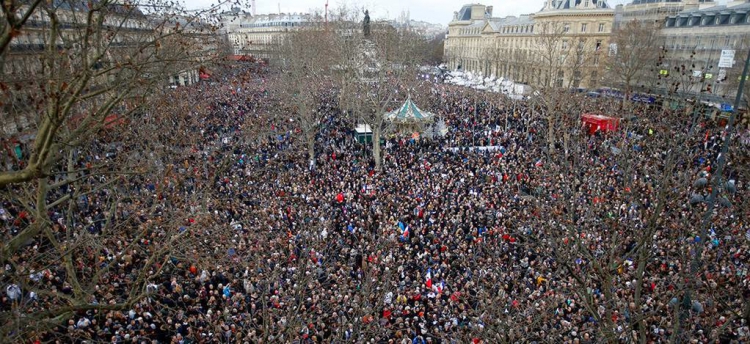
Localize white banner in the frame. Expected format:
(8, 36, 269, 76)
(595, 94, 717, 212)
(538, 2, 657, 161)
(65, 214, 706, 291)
(719, 50, 735, 68)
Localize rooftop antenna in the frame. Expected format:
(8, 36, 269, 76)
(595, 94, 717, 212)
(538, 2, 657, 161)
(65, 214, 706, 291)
(252, 0, 256, 15)
(325, 0, 328, 23)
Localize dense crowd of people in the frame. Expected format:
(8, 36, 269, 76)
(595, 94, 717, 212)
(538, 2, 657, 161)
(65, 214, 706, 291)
(2, 63, 749, 343)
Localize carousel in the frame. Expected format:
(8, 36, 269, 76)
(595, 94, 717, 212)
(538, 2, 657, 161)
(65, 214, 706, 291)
(384, 97, 437, 137)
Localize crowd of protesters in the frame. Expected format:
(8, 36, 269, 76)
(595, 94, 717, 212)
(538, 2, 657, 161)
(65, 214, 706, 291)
(2, 62, 750, 344)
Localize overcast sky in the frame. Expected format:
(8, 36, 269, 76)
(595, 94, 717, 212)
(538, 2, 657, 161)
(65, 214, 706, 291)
(183, 0, 637, 25)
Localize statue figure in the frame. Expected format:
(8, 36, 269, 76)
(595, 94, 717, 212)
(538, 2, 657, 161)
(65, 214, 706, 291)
(363, 10, 371, 38)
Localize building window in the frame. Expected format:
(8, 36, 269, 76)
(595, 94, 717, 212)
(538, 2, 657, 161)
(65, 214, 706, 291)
(562, 39, 569, 50)
(564, 23, 570, 33)
(725, 35, 730, 46)
(581, 23, 587, 33)
(716, 16, 721, 25)
(598, 23, 605, 32)
(556, 70, 564, 87)
(595, 39, 602, 50)
(584, 0, 589, 6)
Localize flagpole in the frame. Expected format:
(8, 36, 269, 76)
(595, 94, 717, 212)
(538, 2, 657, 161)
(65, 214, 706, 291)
(473, 96, 477, 147)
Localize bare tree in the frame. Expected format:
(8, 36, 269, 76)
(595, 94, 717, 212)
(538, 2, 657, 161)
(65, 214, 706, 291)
(604, 20, 662, 111)
(531, 21, 574, 154)
(0, 0, 241, 338)
(333, 17, 428, 170)
(273, 23, 337, 167)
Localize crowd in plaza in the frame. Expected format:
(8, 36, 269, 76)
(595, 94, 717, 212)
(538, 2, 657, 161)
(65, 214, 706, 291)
(2, 62, 749, 344)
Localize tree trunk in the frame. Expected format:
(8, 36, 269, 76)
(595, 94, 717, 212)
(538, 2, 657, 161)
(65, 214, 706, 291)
(307, 132, 315, 166)
(634, 244, 650, 344)
(547, 113, 556, 154)
(372, 126, 381, 171)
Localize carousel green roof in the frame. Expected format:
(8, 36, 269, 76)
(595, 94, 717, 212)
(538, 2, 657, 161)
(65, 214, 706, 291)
(384, 97, 435, 122)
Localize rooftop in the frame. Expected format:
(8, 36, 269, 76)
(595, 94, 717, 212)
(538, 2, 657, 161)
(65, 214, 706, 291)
(541, 0, 612, 11)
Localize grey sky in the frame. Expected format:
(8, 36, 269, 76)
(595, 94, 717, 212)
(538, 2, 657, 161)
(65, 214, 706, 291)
(183, 0, 634, 25)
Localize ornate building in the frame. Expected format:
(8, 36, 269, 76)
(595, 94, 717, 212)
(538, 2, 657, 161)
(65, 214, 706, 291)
(445, 1, 614, 89)
(444, 4, 494, 73)
(617, 0, 707, 25)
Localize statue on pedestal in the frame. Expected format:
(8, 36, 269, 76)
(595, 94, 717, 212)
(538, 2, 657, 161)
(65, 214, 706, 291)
(363, 10, 371, 38)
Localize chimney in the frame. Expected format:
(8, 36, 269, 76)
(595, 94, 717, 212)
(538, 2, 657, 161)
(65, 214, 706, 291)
(486, 6, 493, 17)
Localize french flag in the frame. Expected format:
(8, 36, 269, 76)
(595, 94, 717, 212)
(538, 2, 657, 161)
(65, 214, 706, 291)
(398, 221, 409, 240)
(425, 269, 433, 289)
(535, 159, 543, 167)
(435, 280, 445, 294)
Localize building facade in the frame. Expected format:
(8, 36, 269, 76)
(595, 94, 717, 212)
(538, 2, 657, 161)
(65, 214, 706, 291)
(444, 4, 494, 73)
(445, 1, 614, 89)
(661, 0, 750, 98)
(617, 0, 709, 25)
(445, 0, 750, 97)
(223, 11, 313, 59)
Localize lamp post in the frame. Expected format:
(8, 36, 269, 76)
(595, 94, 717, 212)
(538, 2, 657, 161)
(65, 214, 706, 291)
(693, 45, 750, 264)
(678, 46, 750, 343)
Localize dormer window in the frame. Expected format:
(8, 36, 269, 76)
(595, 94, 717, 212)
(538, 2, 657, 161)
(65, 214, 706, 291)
(716, 16, 721, 25)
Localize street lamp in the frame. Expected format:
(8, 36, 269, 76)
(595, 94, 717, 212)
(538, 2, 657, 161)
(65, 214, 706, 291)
(678, 45, 750, 342)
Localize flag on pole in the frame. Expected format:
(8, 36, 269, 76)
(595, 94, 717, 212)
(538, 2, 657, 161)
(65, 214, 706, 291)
(436, 280, 445, 294)
(398, 221, 409, 240)
(425, 269, 433, 289)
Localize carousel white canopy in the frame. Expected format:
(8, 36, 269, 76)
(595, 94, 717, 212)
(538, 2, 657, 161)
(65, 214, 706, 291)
(384, 97, 436, 122)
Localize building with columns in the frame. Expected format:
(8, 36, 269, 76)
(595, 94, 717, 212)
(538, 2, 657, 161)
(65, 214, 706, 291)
(446, 1, 750, 96)
(444, 4, 495, 73)
(445, 1, 614, 89)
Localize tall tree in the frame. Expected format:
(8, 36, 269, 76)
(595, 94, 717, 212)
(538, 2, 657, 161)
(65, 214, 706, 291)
(0, 0, 241, 338)
(531, 21, 573, 154)
(273, 23, 336, 167)
(333, 18, 429, 170)
(604, 20, 662, 111)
